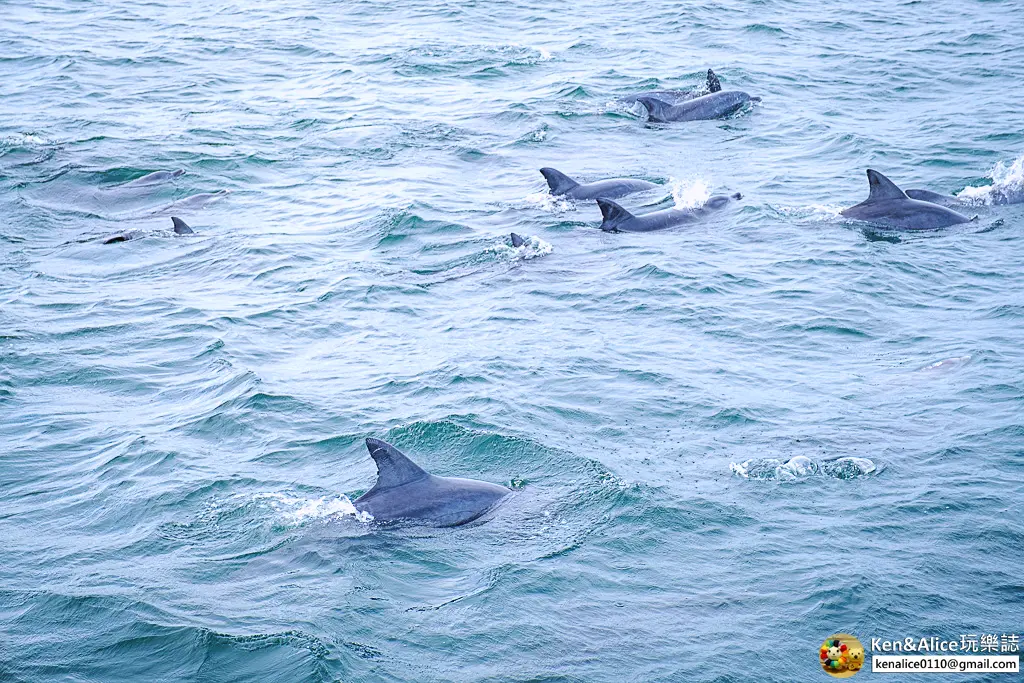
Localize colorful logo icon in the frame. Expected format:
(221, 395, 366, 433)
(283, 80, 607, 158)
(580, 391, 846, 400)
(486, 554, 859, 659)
(820, 634, 865, 677)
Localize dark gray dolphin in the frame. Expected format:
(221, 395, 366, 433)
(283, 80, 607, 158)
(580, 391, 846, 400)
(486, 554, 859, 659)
(904, 188, 965, 208)
(597, 193, 742, 232)
(103, 216, 194, 244)
(540, 167, 659, 200)
(121, 169, 185, 187)
(510, 232, 526, 248)
(171, 217, 194, 234)
(353, 438, 511, 527)
(637, 90, 760, 123)
(620, 69, 722, 105)
(841, 170, 973, 230)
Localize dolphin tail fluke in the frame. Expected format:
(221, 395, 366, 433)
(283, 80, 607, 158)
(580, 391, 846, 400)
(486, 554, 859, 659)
(510, 233, 526, 248)
(866, 169, 907, 201)
(539, 167, 579, 195)
(365, 438, 429, 490)
(635, 96, 672, 123)
(596, 198, 634, 232)
(171, 217, 194, 235)
(707, 69, 721, 93)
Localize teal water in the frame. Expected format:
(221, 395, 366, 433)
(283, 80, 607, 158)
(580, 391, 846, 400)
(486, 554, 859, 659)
(2, 0, 1023, 680)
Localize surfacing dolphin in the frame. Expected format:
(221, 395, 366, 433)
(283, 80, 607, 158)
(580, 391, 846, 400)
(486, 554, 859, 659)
(354, 438, 511, 526)
(597, 193, 742, 232)
(121, 169, 185, 188)
(637, 90, 760, 123)
(540, 167, 659, 200)
(103, 216, 194, 244)
(620, 69, 722, 106)
(841, 170, 973, 230)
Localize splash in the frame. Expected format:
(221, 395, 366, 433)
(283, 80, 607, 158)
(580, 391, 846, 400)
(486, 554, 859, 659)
(523, 190, 575, 213)
(251, 492, 373, 525)
(669, 177, 711, 209)
(1, 133, 50, 147)
(956, 154, 1024, 205)
(495, 233, 553, 260)
(730, 455, 876, 481)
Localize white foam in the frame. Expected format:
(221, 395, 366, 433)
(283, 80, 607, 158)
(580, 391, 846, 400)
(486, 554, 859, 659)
(523, 190, 575, 213)
(957, 154, 1024, 205)
(252, 492, 373, 524)
(776, 203, 845, 220)
(1, 133, 49, 146)
(730, 455, 875, 481)
(669, 177, 711, 209)
(495, 233, 553, 260)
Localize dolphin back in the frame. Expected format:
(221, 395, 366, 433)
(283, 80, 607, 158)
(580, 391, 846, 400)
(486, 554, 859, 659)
(905, 189, 962, 207)
(639, 90, 754, 122)
(354, 438, 511, 526)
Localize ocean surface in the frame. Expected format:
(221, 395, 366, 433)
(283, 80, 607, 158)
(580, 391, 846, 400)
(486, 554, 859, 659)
(2, 0, 1023, 680)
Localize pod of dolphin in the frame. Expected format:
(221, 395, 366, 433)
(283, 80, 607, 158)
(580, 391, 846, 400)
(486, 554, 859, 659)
(103, 68, 1020, 527)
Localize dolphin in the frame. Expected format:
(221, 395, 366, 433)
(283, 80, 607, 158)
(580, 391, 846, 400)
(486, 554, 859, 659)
(904, 188, 965, 208)
(144, 189, 229, 216)
(103, 216, 194, 244)
(121, 169, 185, 187)
(620, 69, 722, 106)
(597, 193, 742, 232)
(510, 232, 527, 248)
(637, 90, 760, 123)
(540, 168, 659, 200)
(353, 438, 511, 526)
(841, 170, 973, 230)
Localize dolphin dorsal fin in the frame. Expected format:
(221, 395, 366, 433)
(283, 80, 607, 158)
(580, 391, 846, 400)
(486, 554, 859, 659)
(365, 438, 428, 490)
(596, 198, 635, 232)
(171, 217, 194, 234)
(510, 232, 526, 248)
(635, 96, 673, 122)
(707, 69, 721, 93)
(539, 167, 579, 195)
(866, 169, 907, 201)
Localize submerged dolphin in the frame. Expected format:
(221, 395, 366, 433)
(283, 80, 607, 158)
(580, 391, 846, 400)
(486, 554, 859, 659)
(540, 167, 659, 200)
(354, 438, 511, 526)
(121, 169, 185, 187)
(620, 69, 722, 106)
(637, 90, 760, 123)
(144, 190, 229, 216)
(597, 193, 742, 232)
(103, 216, 194, 244)
(841, 170, 973, 230)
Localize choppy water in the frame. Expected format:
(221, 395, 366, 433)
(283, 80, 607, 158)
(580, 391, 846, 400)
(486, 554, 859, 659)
(2, 0, 1023, 680)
